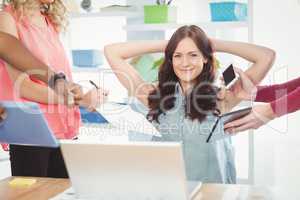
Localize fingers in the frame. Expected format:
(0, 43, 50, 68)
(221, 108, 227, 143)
(0, 107, 7, 123)
(219, 76, 224, 82)
(224, 113, 257, 134)
(233, 67, 253, 86)
(233, 67, 249, 81)
(87, 106, 97, 112)
(232, 67, 248, 84)
(227, 120, 257, 134)
(217, 86, 226, 100)
(78, 87, 109, 110)
(52, 80, 80, 106)
(70, 83, 83, 101)
(226, 123, 251, 134)
(233, 122, 255, 133)
(0, 106, 5, 115)
(66, 92, 75, 106)
(224, 113, 251, 129)
(99, 88, 109, 97)
(98, 88, 109, 104)
(228, 80, 240, 93)
(54, 79, 68, 95)
(70, 83, 82, 92)
(73, 96, 82, 102)
(232, 66, 243, 74)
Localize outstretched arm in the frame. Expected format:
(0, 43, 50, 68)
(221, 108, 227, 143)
(255, 76, 300, 102)
(224, 87, 300, 133)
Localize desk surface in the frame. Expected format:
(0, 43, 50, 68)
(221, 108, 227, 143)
(0, 176, 276, 200)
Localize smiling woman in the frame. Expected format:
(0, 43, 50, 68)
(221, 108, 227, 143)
(147, 26, 217, 123)
(104, 25, 275, 183)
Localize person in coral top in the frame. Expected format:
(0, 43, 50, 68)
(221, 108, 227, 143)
(0, 0, 106, 178)
(224, 68, 300, 133)
(0, 31, 86, 128)
(0, 31, 85, 101)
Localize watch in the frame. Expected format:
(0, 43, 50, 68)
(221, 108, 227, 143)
(48, 72, 67, 89)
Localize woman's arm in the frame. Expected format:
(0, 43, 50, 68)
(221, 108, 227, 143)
(212, 39, 276, 84)
(0, 12, 62, 104)
(269, 86, 300, 116)
(7, 67, 62, 104)
(224, 87, 300, 133)
(224, 79, 300, 133)
(0, 12, 86, 105)
(211, 39, 276, 112)
(255, 76, 300, 102)
(0, 31, 55, 83)
(104, 40, 168, 106)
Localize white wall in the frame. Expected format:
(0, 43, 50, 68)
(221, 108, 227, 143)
(253, 0, 300, 197)
(68, 15, 129, 102)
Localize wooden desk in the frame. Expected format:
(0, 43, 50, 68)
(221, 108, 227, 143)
(0, 177, 69, 200)
(0, 177, 274, 200)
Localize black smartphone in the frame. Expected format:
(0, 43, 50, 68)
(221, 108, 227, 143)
(222, 64, 238, 89)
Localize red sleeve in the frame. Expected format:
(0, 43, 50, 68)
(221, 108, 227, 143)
(270, 86, 300, 117)
(255, 76, 300, 102)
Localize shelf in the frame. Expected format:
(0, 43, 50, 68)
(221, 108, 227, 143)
(70, 11, 140, 19)
(123, 21, 248, 31)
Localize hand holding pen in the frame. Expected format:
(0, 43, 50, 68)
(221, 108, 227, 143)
(76, 80, 109, 111)
(90, 80, 127, 106)
(89, 80, 109, 98)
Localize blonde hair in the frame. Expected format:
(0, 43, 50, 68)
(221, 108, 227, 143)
(4, 0, 68, 32)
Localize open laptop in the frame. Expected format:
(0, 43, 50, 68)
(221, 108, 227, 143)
(59, 140, 202, 200)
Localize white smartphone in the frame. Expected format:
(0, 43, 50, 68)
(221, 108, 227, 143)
(222, 64, 239, 89)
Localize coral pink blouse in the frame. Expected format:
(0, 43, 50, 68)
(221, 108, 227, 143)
(0, 6, 81, 149)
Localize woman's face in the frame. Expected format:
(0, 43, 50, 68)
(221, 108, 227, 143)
(172, 37, 207, 85)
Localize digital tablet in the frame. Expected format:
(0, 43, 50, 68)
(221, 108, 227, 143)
(220, 107, 252, 124)
(206, 107, 252, 143)
(0, 101, 58, 147)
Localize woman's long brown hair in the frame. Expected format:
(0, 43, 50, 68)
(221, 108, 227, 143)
(147, 25, 218, 123)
